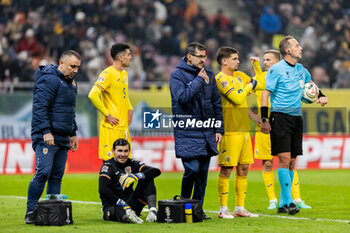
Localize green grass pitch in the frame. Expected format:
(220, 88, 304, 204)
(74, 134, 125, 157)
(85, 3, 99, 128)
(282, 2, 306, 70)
(0, 170, 349, 233)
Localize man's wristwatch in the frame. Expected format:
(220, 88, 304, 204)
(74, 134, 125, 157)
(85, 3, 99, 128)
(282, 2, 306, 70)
(261, 118, 268, 123)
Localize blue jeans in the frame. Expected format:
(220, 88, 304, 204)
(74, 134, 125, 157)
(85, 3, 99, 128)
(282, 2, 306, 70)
(181, 156, 211, 205)
(26, 142, 68, 213)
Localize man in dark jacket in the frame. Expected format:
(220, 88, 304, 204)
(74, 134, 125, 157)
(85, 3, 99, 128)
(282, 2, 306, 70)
(25, 50, 81, 224)
(99, 139, 161, 223)
(169, 42, 224, 220)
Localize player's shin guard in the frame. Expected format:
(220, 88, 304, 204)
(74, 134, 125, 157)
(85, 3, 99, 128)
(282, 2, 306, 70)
(262, 171, 277, 201)
(217, 175, 230, 207)
(291, 170, 301, 200)
(277, 168, 293, 207)
(234, 175, 247, 207)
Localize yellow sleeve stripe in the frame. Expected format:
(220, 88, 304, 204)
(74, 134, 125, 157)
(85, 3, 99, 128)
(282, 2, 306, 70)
(139, 165, 146, 171)
(224, 88, 235, 96)
(100, 174, 111, 180)
(94, 84, 105, 92)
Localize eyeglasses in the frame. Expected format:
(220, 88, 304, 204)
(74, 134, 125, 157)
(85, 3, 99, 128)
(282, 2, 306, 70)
(190, 53, 207, 59)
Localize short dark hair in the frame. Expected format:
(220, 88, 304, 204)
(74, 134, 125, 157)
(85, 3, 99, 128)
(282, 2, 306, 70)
(110, 43, 130, 60)
(264, 49, 282, 61)
(185, 42, 206, 58)
(279, 35, 295, 56)
(59, 50, 81, 61)
(216, 47, 238, 66)
(112, 138, 130, 150)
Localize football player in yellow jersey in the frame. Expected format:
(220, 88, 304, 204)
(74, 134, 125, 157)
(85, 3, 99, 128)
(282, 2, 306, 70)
(215, 47, 260, 219)
(88, 43, 133, 160)
(249, 49, 311, 210)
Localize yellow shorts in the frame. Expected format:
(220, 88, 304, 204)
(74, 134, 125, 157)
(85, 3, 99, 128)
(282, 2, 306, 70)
(254, 131, 272, 160)
(218, 132, 254, 167)
(99, 125, 131, 160)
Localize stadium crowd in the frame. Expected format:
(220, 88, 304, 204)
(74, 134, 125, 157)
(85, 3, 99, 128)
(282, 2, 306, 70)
(1, 0, 350, 92)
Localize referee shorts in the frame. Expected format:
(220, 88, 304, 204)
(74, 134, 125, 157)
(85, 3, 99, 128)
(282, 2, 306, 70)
(99, 125, 131, 160)
(269, 112, 303, 158)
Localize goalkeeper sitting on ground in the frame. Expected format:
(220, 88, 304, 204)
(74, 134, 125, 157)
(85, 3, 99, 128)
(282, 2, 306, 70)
(99, 138, 161, 223)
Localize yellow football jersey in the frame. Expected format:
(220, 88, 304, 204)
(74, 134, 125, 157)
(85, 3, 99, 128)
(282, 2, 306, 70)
(252, 61, 271, 131)
(93, 66, 133, 130)
(215, 71, 253, 134)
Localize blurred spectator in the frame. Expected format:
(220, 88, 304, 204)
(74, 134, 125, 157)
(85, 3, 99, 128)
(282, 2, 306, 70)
(159, 25, 181, 56)
(259, 5, 282, 46)
(16, 28, 38, 56)
(211, 9, 230, 30)
(333, 60, 350, 88)
(1, 0, 350, 91)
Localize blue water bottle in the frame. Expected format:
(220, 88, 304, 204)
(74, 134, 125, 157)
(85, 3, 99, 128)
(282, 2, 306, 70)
(184, 203, 193, 223)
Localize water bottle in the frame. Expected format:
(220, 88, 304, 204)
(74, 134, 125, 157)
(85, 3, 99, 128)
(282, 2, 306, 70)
(184, 203, 193, 223)
(46, 194, 68, 200)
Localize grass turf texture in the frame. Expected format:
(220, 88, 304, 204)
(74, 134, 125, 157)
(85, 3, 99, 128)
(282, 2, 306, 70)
(0, 170, 349, 233)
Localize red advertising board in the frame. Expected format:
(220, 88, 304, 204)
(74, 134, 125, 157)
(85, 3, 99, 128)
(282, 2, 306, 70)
(1, 136, 350, 174)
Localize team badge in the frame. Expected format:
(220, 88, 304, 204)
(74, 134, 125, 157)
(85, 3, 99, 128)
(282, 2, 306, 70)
(299, 80, 304, 88)
(226, 156, 230, 162)
(237, 76, 242, 83)
(124, 75, 128, 84)
(101, 165, 109, 173)
(107, 151, 112, 157)
(255, 149, 259, 155)
(221, 81, 228, 88)
(43, 148, 48, 155)
(98, 76, 105, 83)
(72, 80, 76, 87)
(125, 166, 131, 174)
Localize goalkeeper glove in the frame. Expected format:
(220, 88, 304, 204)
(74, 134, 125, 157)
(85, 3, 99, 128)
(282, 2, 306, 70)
(117, 199, 130, 210)
(120, 173, 145, 189)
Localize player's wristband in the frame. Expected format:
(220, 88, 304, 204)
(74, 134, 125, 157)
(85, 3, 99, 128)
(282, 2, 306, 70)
(318, 90, 326, 98)
(261, 106, 268, 119)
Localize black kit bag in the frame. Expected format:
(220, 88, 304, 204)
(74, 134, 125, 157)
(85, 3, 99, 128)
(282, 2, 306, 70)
(34, 200, 73, 226)
(157, 195, 203, 223)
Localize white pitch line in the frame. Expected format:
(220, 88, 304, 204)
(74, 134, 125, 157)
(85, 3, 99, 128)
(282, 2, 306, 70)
(1, 195, 349, 223)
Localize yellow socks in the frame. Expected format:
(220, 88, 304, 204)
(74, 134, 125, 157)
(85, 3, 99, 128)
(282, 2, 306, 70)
(217, 175, 230, 207)
(234, 174, 247, 207)
(262, 171, 277, 201)
(292, 170, 301, 200)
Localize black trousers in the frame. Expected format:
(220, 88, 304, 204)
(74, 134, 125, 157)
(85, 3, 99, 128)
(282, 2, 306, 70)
(103, 179, 156, 222)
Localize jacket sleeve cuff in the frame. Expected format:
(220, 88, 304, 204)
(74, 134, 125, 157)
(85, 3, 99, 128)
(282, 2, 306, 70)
(42, 128, 51, 135)
(70, 132, 76, 137)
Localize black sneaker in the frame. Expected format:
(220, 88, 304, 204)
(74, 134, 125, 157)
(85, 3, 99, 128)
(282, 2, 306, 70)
(25, 211, 35, 224)
(202, 211, 211, 220)
(288, 203, 300, 215)
(277, 204, 289, 214)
